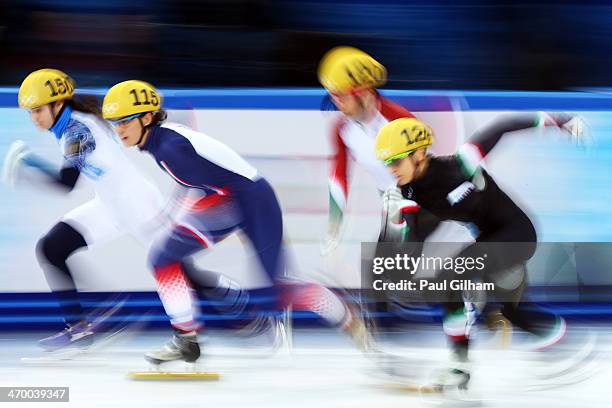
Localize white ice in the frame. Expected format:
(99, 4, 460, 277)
(0, 324, 610, 408)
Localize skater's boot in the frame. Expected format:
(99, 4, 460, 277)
(344, 305, 375, 353)
(38, 320, 94, 352)
(434, 351, 471, 390)
(145, 331, 200, 365)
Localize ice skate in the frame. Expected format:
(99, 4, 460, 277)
(36, 294, 128, 354)
(130, 331, 219, 381)
(344, 306, 376, 354)
(144, 331, 201, 365)
(430, 350, 472, 392)
(433, 367, 471, 391)
(38, 320, 94, 352)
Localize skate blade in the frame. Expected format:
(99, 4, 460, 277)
(21, 354, 108, 365)
(378, 382, 442, 394)
(128, 371, 220, 381)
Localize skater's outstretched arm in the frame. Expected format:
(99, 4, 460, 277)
(467, 112, 583, 156)
(1, 140, 81, 191)
(457, 112, 583, 177)
(23, 154, 81, 191)
(322, 118, 350, 255)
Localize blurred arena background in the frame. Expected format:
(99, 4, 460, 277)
(1, 0, 612, 90)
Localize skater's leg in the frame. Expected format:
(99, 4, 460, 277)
(181, 258, 249, 315)
(36, 221, 87, 325)
(280, 281, 351, 327)
(241, 180, 349, 323)
(437, 301, 472, 389)
(146, 205, 248, 363)
(241, 180, 369, 348)
(240, 179, 285, 306)
(442, 301, 471, 363)
(36, 201, 123, 351)
(148, 225, 210, 334)
(144, 226, 209, 365)
(501, 302, 566, 342)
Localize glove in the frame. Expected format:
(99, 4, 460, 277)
(320, 234, 340, 257)
(381, 187, 419, 242)
(541, 112, 591, 147)
(382, 187, 407, 225)
(560, 115, 591, 147)
(1, 140, 30, 187)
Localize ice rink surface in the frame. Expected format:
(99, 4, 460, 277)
(0, 324, 610, 408)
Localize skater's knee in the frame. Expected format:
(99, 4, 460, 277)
(36, 222, 86, 266)
(443, 303, 471, 343)
(148, 247, 180, 271)
(36, 232, 70, 266)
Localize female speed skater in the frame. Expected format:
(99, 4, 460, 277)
(374, 112, 585, 388)
(102, 80, 368, 365)
(317, 46, 443, 254)
(1, 69, 165, 351)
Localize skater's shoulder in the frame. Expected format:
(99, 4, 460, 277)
(64, 118, 93, 141)
(153, 122, 189, 141)
(425, 155, 460, 175)
(331, 116, 349, 136)
(61, 119, 96, 160)
(149, 124, 195, 154)
(379, 98, 415, 121)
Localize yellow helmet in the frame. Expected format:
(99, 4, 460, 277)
(318, 46, 387, 94)
(375, 118, 434, 165)
(18, 69, 75, 109)
(102, 80, 161, 120)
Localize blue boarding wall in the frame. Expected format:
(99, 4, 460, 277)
(0, 88, 612, 329)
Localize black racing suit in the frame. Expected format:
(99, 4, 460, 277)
(396, 113, 570, 360)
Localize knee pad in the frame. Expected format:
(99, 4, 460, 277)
(35, 230, 77, 267)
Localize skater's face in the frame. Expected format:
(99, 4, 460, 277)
(29, 102, 63, 130)
(112, 113, 151, 147)
(330, 89, 376, 120)
(387, 149, 426, 186)
(331, 91, 360, 117)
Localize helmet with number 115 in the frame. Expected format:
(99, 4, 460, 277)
(375, 118, 435, 165)
(18, 69, 75, 109)
(102, 80, 161, 120)
(318, 46, 387, 94)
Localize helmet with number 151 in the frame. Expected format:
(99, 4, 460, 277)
(102, 80, 161, 121)
(18, 69, 75, 109)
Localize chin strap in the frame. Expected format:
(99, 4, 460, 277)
(50, 102, 66, 127)
(136, 117, 151, 147)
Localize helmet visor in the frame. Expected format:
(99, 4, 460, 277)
(108, 113, 144, 126)
(383, 150, 415, 167)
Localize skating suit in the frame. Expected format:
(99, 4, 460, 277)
(52, 107, 163, 245)
(140, 122, 284, 282)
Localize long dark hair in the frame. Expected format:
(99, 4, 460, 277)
(65, 94, 116, 130)
(149, 109, 168, 126)
(68, 94, 103, 117)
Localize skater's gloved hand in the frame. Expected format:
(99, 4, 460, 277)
(382, 187, 416, 225)
(561, 115, 591, 147)
(540, 112, 592, 147)
(1, 140, 30, 187)
(321, 215, 342, 256)
(320, 233, 339, 257)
